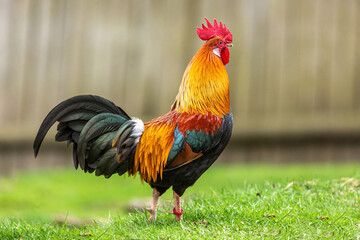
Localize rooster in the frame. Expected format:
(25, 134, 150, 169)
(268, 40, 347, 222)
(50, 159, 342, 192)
(33, 18, 233, 221)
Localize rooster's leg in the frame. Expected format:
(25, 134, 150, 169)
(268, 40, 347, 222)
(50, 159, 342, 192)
(173, 191, 183, 221)
(146, 188, 160, 221)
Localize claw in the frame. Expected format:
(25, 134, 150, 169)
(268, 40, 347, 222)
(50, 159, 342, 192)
(175, 212, 183, 221)
(146, 207, 156, 222)
(147, 213, 156, 222)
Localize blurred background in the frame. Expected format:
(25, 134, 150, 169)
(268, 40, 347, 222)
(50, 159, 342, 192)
(1, 0, 360, 175)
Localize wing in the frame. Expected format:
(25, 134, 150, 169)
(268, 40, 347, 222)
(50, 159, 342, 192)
(132, 111, 228, 182)
(164, 114, 225, 171)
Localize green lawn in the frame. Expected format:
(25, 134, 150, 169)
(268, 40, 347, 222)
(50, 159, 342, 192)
(0, 163, 359, 239)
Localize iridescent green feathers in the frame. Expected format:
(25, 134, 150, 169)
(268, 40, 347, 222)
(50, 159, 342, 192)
(33, 95, 142, 178)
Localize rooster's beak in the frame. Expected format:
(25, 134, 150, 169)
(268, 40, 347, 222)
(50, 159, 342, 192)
(227, 43, 233, 48)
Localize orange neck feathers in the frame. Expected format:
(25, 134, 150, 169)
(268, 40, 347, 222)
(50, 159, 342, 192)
(172, 38, 230, 117)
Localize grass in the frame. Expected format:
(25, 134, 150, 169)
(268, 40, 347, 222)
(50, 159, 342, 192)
(0, 163, 359, 239)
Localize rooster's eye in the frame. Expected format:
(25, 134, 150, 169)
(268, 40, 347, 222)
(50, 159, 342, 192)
(218, 41, 223, 45)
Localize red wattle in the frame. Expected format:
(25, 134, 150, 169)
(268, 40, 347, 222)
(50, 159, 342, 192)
(221, 47, 230, 65)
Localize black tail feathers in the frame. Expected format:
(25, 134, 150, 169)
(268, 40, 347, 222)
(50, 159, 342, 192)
(33, 95, 143, 178)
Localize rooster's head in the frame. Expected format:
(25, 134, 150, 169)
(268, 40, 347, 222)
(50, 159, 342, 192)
(196, 18, 233, 65)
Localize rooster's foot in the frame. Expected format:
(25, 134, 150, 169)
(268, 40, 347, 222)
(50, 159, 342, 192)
(146, 188, 160, 222)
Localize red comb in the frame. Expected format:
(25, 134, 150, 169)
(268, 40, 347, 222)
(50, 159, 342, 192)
(196, 18, 232, 43)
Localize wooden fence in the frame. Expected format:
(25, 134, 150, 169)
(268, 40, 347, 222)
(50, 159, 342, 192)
(0, 0, 360, 172)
